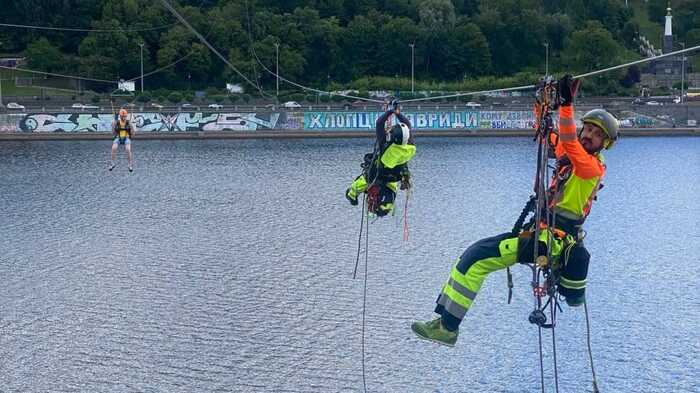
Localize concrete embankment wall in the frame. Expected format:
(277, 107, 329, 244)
(0, 109, 697, 140)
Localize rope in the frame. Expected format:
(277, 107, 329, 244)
(399, 44, 700, 104)
(551, 296, 560, 393)
(584, 299, 601, 393)
(361, 203, 370, 393)
(243, 0, 274, 101)
(0, 22, 176, 32)
(158, 0, 264, 96)
(353, 194, 367, 279)
(511, 195, 537, 236)
(575, 44, 700, 79)
(0, 65, 115, 84)
(126, 0, 217, 86)
(537, 325, 545, 393)
(529, 81, 562, 393)
(125, 53, 192, 82)
(241, 1, 382, 104)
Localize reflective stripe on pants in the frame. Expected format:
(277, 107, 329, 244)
(435, 233, 520, 322)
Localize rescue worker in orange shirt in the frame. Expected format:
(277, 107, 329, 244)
(411, 75, 619, 346)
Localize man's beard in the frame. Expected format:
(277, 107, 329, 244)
(580, 138, 598, 154)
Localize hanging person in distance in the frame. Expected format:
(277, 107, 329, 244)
(411, 75, 619, 347)
(345, 100, 415, 217)
(110, 108, 135, 172)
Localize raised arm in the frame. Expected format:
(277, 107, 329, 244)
(557, 76, 604, 179)
(375, 109, 394, 147)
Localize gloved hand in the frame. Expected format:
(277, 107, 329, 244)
(399, 167, 411, 190)
(389, 98, 400, 112)
(558, 74, 581, 107)
(400, 176, 411, 190)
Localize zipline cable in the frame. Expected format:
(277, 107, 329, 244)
(159, 0, 265, 97)
(0, 21, 176, 32)
(241, 1, 383, 104)
(400, 44, 700, 103)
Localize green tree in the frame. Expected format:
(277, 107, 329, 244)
(316, 0, 344, 18)
(167, 91, 182, 103)
(647, 0, 667, 24)
(418, 0, 456, 36)
(673, 0, 700, 38)
(475, 1, 546, 75)
(544, 13, 573, 52)
(25, 38, 64, 73)
(562, 21, 623, 73)
(343, 15, 381, 79)
(686, 29, 700, 46)
(185, 43, 212, 83)
(439, 22, 491, 79)
(418, 0, 456, 75)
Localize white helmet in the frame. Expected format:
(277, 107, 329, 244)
(387, 123, 410, 145)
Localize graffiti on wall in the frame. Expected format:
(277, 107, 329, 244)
(275, 111, 304, 130)
(9, 112, 281, 133)
(478, 111, 535, 129)
(0, 113, 24, 132)
(0, 110, 551, 133)
(132, 112, 280, 132)
(19, 113, 114, 132)
(303, 111, 479, 130)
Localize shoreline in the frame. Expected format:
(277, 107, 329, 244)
(0, 128, 698, 141)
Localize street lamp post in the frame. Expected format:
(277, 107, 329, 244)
(274, 42, 280, 97)
(409, 43, 415, 94)
(680, 42, 685, 104)
(544, 42, 549, 76)
(138, 42, 144, 93)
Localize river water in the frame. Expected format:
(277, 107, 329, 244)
(1, 137, 698, 392)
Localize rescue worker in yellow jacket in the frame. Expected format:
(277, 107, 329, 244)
(110, 108, 134, 172)
(345, 101, 416, 216)
(412, 75, 619, 347)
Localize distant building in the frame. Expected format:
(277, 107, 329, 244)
(646, 3, 691, 82)
(639, 2, 696, 91)
(226, 83, 244, 94)
(0, 57, 25, 68)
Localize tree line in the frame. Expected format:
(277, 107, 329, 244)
(1, 0, 698, 95)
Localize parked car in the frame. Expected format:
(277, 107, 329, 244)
(181, 103, 193, 108)
(645, 101, 661, 106)
(70, 103, 98, 110)
(283, 101, 302, 108)
(151, 102, 164, 109)
(208, 103, 223, 109)
(619, 118, 635, 128)
(6, 102, 25, 110)
(465, 101, 482, 108)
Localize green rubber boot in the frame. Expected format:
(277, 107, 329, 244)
(411, 317, 459, 347)
(345, 188, 358, 206)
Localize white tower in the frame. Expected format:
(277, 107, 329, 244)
(663, 2, 673, 54)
